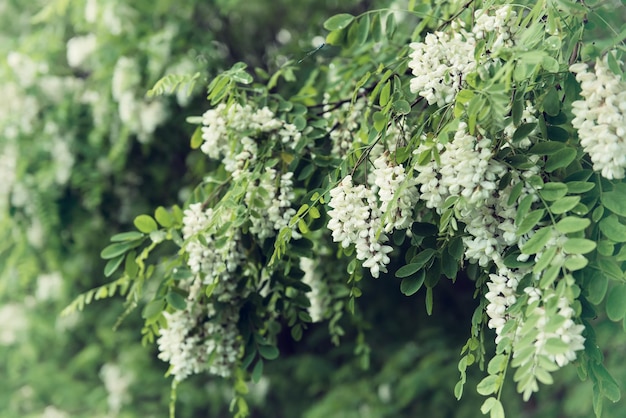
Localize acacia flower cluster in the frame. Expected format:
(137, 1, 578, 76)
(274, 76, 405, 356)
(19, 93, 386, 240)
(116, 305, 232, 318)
(157, 203, 246, 381)
(408, 6, 517, 106)
(245, 168, 298, 240)
(328, 154, 419, 278)
(201, 103, 301, 179)
(325, 98, 367, 157)
(472, 5, 517, 51)
(327, 175, 392, 278)
(570, 54, 626, 179)
(372, 153, 420, 232)
(408, 30, 476, 106)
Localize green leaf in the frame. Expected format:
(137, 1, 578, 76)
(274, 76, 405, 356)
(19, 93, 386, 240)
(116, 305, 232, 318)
(396, 263, 421, 278)
(543, 87, 560, 116)
(400, 270, 426, 296)
(190, 126, 203, 149)
(601, 185, 626, 216)
(142, 299, 164, 319)
(481, 397, 497, 414)
(487, 354, 508, 375)
(155, 206, 174, 228)
(566, 181, 595, 194)
(385, 12, 397, 39)
(563, 254, 588, 271)
(586, 269, 609, 304)
(379, 81, 391, 107)
(393, 99, 411, 115)
(166, 292, 187, 310)
(599, 214, 626, 242)
(544, 337, 570, 354)
(539, 182, 568, 201)
(516, 209, 545, 235)
(555, 216, 591, 233)
(104, 254, 125, 277)
(373, 111, 387, 132)
(516, 194, 534, 225)
(101, 242, 132, 259)
(110, 231, 145, 242)
(521, 227, 552, 254)
(507, 181, 524, 206)
(533, 246, 557, 273)
(323, 13, 355, 30)
(477, 375, 498, 395)
(512, 123, 537, 142)
(606, 285, 626, 321)
(409, 249, 436, 270)
(563, 238, 596, 254)
(597, 258, 624, 280)
(425, 287, 433, 315)
(490, 399, 505, 418)
(529, 141, 565, 155)
(539, 263, 561, 288)
(354, 14, 370, 45)
(251, 360, 264, 383)
(125, 251, 139, 278)
(590, 362, 621, 403)
(550, 196, 580, 214)
(258, 344, 280, 360)
(134, 214, 158, 233)
(545, 148, 577, 172)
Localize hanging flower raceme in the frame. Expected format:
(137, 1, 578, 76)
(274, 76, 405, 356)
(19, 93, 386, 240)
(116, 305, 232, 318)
(327, 153, 418, 278)
(570, 53, 626, 179)
(200, 103, 301, 180)
(408, 5, 518, 106)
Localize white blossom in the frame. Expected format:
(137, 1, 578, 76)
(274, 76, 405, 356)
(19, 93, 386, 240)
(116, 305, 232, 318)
(484, 270, 520, 343)
(300, 257, 328, 322)
(472, 6, 518, 51)
(0, 303, 28, 345)
(66, 34, 97, 68)
(41, 406, 70, 418)
(200, 103, 300, 180)
(157, 277, 242, 381)
(371, 153, 419, 232)
(570, 54, 626, 179)
(35, 272, 64, 301)
(100, 363, 133, 414)
(7, 51, 44, 87)
(85, 0, 98, 23)
(326, 98, 367, 157)
(408, 30, 476, 106)
(246, 169, 297, 240)
(327, 175, 393, 278)
(111, 57, 141, 102)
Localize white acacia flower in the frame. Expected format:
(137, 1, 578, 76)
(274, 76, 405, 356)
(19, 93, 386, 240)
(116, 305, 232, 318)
(300, 257, 328, 322)
(200, 103, 300, 179)
(570, 54, 626, 179)
(372, 153, 419, 232)
(408, 31, 476, 106)
(327, 175, 393, 278)
(246, 169, 297, 240)
(66, 34, 97, 68)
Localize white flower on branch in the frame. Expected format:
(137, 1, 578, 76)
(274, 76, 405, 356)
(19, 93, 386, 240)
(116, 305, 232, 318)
(570, 54, 626, 179)
(371, 153, 420, 232)
(327, 175, 393, 278)
(408, 30, 476, 106)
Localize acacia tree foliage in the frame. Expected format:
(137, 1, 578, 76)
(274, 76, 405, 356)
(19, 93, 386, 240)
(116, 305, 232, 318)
(2, 0, 626, 417)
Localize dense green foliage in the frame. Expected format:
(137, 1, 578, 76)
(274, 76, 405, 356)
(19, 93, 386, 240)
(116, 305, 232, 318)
(2, 1, 626, 417)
